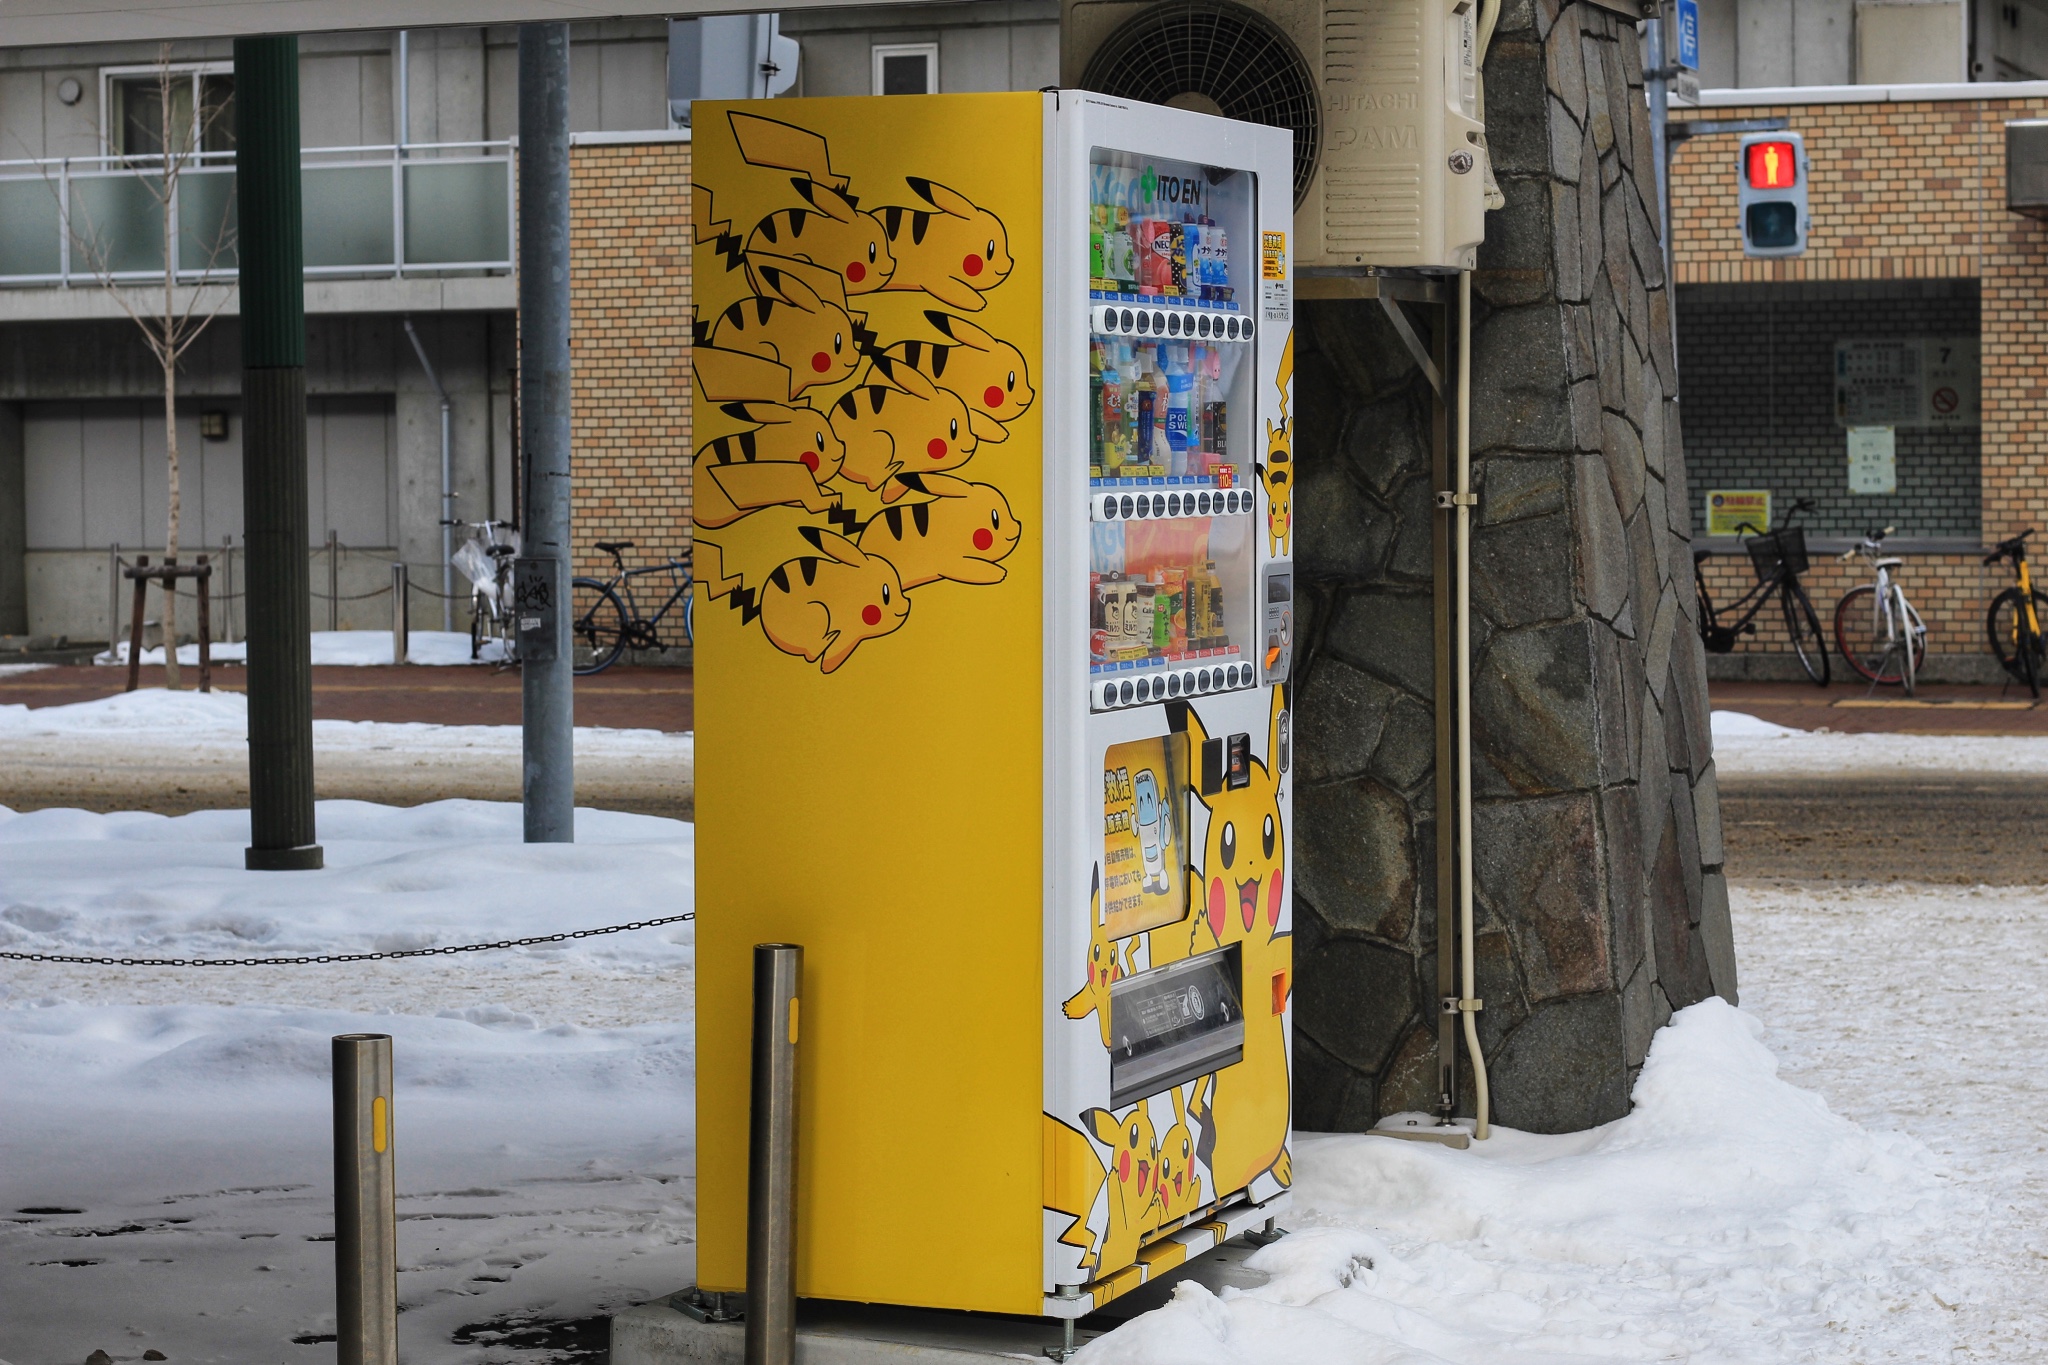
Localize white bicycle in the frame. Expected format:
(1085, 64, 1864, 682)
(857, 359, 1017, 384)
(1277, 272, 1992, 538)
(1832, 527, 1927, 695)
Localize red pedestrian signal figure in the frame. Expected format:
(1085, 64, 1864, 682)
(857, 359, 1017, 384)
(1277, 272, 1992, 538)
(1739, 132, 1808, 257)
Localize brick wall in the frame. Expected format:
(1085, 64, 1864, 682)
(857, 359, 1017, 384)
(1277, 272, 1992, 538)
(568, 138, 693, 589)
(1677, 278, 1981, 540)
(1672, 96, 2048, 667)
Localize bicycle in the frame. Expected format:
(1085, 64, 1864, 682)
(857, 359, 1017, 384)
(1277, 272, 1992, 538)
(445, 517, 521, 664)
(571, 541, 694, 676)
(1692, 497, 1830, 686)
(1832, 527, 1927, 695)
(1983, 528, 2045, 700)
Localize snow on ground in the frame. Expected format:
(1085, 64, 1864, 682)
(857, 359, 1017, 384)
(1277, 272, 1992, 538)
(0, 802, 695, 1365)
(103, 630, 510, 667)
(0, 687, 691, 760)
(1712, 708, 2048, 777)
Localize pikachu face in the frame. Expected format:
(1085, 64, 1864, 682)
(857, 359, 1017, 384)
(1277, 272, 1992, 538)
(830, 358, 979, 493)
(756, 529, 911, 674)
(884, 310, 1037, 443)
(708, 262, 861, 397)
(1183, 687, 1292, 1197)
(1259, 456, 1292, 560)
(1083, 1102, 1160, 1270)
(857, 473, 1021, 589)
(745, 181, 897, 297)
(1155, 1078, 1209, 1224)
(1061, 865, 1125, 1049)
(877, 178, 1015, 312)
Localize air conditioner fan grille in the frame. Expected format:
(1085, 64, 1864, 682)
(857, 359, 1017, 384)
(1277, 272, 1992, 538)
(1080, 0, 1321, 208)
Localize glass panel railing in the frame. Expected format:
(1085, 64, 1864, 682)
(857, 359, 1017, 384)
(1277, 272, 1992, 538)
(178, 166, 238, 272)
(403, 160, 508, 265)
(302, 164, 394, 270)
(0, 177, 60, 277)
(70, 172, 164, 275)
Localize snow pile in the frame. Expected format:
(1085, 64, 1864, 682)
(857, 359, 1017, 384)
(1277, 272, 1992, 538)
(1085, 1001, 1975, 1364)
(0, 687, 692, 759)
(1712, 708, 2048, 776)
(102, 629, 511, 667)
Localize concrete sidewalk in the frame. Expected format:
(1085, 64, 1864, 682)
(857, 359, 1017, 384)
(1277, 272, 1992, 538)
(1711, 679, 2046, 734)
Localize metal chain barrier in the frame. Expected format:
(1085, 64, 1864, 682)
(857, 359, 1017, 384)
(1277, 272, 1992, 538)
(0, 912, 694, 967)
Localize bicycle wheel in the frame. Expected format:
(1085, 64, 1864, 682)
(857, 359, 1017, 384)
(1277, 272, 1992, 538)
(571, 578, 629, 675)
(1832, 584, 1924, 685)
(1986, 588, 2048, 695)
(1781, 582, 1830, 686)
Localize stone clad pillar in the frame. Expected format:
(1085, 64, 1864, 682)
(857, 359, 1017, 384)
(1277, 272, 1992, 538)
(1291, 0, 1733, 1134)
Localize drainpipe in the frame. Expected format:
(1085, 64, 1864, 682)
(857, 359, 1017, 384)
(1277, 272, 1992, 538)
(1455, 269, 1492, 1140)
(403, 316, 454, 632)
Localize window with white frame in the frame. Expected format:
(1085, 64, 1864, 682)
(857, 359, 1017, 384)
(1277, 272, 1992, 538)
(872, 43, 938, 96)
(101, 64, 236, 158)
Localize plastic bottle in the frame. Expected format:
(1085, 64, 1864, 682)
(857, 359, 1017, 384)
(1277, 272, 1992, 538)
(1135, 348, 1158, 473)
(1100, 344, 1124, 474)
(1152, 361, 1171, 470)
(1089, 338, 1105, 470)
(1166, 346, 1193, 475)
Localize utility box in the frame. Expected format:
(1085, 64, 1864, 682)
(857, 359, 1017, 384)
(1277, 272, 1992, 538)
(691, 90, 1297, 1320)
(1062, 0, 1490, 272)
(2008, 120, 2048, 218)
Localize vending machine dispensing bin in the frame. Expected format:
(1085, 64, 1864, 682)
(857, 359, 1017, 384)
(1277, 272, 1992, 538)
(694, 90, 1295, 1320)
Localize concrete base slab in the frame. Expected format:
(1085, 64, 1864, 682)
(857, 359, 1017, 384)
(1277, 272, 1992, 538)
(611, 1237, 1272, 1364)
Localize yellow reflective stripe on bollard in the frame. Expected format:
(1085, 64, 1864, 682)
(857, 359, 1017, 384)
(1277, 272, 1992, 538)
(372, 1095, 389, 1153)
(787, 997, 799, 1046)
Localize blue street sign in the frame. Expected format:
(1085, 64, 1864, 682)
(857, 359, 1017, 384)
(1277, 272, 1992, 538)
(1676, 0, 1701, 71)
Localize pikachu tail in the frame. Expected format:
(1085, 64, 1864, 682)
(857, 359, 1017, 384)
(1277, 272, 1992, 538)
(1044, 1114, 1107, 1266)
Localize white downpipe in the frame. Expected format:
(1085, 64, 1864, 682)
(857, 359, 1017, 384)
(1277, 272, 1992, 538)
(1456, 268, 1492, 1140)
(403, 316, 455, 632)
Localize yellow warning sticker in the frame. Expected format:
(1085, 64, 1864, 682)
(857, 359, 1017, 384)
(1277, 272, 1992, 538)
(1261, 230, 1287, 281)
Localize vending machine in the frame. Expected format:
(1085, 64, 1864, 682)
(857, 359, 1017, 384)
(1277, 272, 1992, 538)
(692, 89, 1295, 1322)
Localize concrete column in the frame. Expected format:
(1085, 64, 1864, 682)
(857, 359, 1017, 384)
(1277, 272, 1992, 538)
(1290, 2, 1728, 1134)
(236, 35, 322, 872)
(0, 402, 24, 636)
(517, 24, 574, 844)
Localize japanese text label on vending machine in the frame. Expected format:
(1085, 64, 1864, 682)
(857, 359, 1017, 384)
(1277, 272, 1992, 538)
(1101, 736, 1190, 937)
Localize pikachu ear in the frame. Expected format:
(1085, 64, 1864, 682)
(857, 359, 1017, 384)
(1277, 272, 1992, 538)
(1083, 1107, 1123, 1146)
(789, 177, 860, 222)
(923, 310, 1000, 352)
(904, 175, 976, 219)
(1172, 1085, 1188, 1125)
(967, 409, 1009, 443)
(797, 525, 869, 567)
(1268, 683, 1287, 769)
(729, 111, 847, 189)
(893, 470, 969, 500)
(870, 355, 938, 400)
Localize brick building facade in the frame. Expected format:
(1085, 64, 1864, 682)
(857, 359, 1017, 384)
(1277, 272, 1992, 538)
(1672, 87, 2048, 678)
(568, 135, 694, 588)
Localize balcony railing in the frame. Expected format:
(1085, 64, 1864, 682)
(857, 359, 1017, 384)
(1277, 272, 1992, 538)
(0, 141, 513, 287)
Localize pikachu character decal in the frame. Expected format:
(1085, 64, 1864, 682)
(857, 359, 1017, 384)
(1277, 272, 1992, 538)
(1185, 686, 1292, 1195)
(1080, 1103, 1160, 1274)
(1061, 865, 1130, 1049)
(1257, 330, 1294, 559)
(1155, 1077, 1211, 1224)
(693, 106, 1032, 674)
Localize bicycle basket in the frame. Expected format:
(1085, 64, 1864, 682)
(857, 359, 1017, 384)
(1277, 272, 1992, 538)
(1744, 527, 1808, 582)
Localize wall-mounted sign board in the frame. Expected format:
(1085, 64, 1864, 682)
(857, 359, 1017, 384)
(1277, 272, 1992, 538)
(1706, 489, 1772, 537)
(1846, 426, 1898, 494)
(1834, 337, 1979, 428)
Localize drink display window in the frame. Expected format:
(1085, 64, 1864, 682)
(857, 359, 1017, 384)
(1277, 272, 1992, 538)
(1086, 148, 1260, 711)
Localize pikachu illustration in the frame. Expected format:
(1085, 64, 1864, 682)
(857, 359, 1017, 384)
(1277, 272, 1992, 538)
(875, 177, 1015, 311)
(1155, 1077, 1212, 1225)
(1257, 331, 1295, 558)
(881, 310, 1037, 442)
(1080, 1103, 1161, 1273)
(1182, 687, 1292, 1195)
(855, 472, 1020, 588)
(1061, 865, 1136, 1049)
(829, 356, 979, 493)
(756, 528, 911, 674)
(708, 259, 863, 397)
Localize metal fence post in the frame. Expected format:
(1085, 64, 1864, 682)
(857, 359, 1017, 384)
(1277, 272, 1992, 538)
(391, 563, 409, 664)
(327, 528, 340, 632)
(333, 1033, 397, 1365)
(746, 944, 801, 1365)
(107, 542, 121, 660)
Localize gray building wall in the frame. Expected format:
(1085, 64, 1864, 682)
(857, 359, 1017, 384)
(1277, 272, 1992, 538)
(1694, 0, 2048, 88)
(781, 1, 1059, 96)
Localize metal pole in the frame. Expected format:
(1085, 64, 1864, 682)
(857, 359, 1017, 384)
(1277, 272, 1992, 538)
(391, 562, 409, 664)
(327, 528, 339, 632)
(517, 23, 574, 844)
(222, 533, 235, 645)
(107, 542, 120, 660)
(746, 944, 801, 1365)
(236, 34, 322, 871)
(332, 1033, 397, 1365)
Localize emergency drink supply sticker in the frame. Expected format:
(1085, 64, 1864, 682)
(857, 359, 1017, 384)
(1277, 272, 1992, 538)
(1260, 230, 1290, 324)
(1102, 736, 1190, 938)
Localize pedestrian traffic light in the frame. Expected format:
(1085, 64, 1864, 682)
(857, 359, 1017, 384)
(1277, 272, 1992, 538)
(1738, 131, 1808, 257)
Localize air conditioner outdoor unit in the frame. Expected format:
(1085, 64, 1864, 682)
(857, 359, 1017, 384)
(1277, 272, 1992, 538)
(1061, 0, 1491, 272)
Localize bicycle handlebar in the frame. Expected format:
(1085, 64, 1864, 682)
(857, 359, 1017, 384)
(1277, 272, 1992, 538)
(1984, 528, 2037, 564)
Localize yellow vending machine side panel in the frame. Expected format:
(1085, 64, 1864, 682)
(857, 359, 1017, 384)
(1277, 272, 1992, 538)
(693, 92, 1047, 1315)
